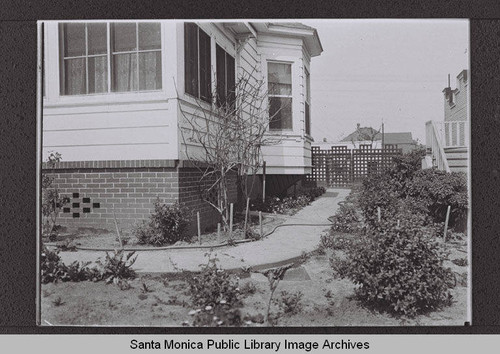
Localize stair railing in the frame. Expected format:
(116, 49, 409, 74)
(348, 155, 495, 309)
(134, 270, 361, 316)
(425, 120, 451, 173)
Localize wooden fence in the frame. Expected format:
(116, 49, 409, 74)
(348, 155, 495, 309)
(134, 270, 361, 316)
(306, 146, 403, 187)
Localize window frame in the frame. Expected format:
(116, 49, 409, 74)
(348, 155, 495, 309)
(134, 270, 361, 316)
(304, 67, 311, 136)
(267, 61, 293, 131)
(59, 21, 163, 96)
(215, 44, 236, 109)
(184, 23, 212, 103)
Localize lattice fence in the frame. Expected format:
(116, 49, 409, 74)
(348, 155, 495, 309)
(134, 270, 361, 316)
(307, 146, 402, 187)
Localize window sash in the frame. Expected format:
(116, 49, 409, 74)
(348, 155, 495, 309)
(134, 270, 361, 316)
(184, 23, 211, 103)
(216, 44, 235, 108)
(60, 21, 161, 95)
(268, 62, 293, 130)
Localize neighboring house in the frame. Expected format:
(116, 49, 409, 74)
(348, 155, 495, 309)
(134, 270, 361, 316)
(425, 70, 469, 173)
(42, 21, 323, 232)
(313, 124, 417, 153)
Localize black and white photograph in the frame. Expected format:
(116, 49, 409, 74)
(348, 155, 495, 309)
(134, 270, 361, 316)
(38, 19, 470, 327)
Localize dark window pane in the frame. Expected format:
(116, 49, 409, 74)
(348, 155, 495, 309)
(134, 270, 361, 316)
(216, 45, 226, 106)
(226, 53, 235, 106)
(198, 28, 211, 102)
(138, 23, 161, 50)
(305, 69, 311, 101)
(269, 97, 292, 130)
(184, 23, 198, 97)
(112, 23, 137, 52)
(63, 23, 86, 57)
(88, 23, 107, 55)
(268, 62, 292, 95)
(113, 53, 137, 92)
(139, 51, 162, 90)
(88, 55, 108, 93)
(64, 58, 86, 95)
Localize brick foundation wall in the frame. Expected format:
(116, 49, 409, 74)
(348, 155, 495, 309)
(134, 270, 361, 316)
(178, 168, 238, 235)
(45, 166, 179, 232)
(43, 160, 239, 238)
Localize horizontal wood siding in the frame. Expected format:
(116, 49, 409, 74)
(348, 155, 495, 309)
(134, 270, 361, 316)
(43, 100, 178, 161)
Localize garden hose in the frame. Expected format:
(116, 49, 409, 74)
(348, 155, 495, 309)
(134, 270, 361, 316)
(69, 221, 337, 252)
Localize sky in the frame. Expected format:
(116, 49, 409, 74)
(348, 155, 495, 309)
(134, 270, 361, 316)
(301, 19, 469, 144)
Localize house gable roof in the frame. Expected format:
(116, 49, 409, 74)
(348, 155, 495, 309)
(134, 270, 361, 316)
(340, 128, 415, 145)
(340, 127, 381, 142)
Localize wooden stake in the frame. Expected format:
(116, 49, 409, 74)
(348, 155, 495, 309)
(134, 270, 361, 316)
(229, 203, 234, 239)
(112, 209, 123, 248)
(243, 197, 250, 238)
(259, 211, 263, 239)
(217, 223, 221, 243)
(262, 161, 266, 203)
(197, 212, 201, 245)
(377, 207, 381, 223)
(443, 205, 451, 242)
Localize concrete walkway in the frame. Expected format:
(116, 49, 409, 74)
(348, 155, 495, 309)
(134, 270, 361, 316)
(58, 188, 350, 274)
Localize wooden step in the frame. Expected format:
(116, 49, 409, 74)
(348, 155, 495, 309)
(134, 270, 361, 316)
(450, 166, 468, 174)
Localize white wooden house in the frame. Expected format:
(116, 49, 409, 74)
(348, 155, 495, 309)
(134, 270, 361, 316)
(41, 21, 323, 231)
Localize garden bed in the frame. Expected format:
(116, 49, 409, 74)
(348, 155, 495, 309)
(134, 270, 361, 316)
(40, 249, 467, 327)
(44, 213, 287, 251)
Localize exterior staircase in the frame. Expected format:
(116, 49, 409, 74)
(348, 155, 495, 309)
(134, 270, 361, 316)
(425, 120, 468, 174)
(444, 146, 468, 173)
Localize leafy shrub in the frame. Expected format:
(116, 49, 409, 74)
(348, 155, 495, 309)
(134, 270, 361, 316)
(452, 258, 468, 267)
(189, 304, 242, 327)
(406, 169, 468, 229)
(134, 199, 191, 246)
(336, 222, 455, 317)
(42, 152, 70, 240)
(386, 147, 426, 187)
(329, 256, 350, 279)
(330, 202, 361, 233)
(322, 232, 356, 251)
(273, 290, 304, 315)
(41, 246, 103, 283)
(239, 281, 257, 297)
(187, 256, 241, 308)
(41, 246, 67, 283)
(97, 249, 137, 284)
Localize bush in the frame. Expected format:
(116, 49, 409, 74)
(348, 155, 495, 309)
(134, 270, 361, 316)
(97, 249, 137, 284)
(134, 199, 191, 246)
(336, 221, 455, 317)
(189, 304, 242, 327)
(41, 246, 104, 283)
(330, 202, 362, 233)
(273, 290, 304, 315)
(250, 187, 325, 215)
(42, 152, 70, 240)
(187, 256, 241, 308)
(41, 246, 67, 283)
(406, 169, 468, 229)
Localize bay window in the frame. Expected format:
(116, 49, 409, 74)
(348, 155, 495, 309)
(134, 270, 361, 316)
(268, 62, 293, 130)
(59, 22, 162, 95)
(184, 23, 211, 103)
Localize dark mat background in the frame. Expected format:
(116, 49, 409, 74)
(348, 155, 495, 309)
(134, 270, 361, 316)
(1, 0, 500, 334)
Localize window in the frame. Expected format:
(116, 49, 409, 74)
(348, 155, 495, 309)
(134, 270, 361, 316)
(59, 22, 162, 95)
(268, 62, 292, 130)
(305, 68, 311, 135)
(216, 44, 235, 108)
(184, 23, 211, 103)
(112, 23, 162, 92)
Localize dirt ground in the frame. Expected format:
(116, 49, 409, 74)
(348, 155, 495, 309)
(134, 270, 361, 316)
(45, 213, 287, 250)
(41, 238, 468, 327)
